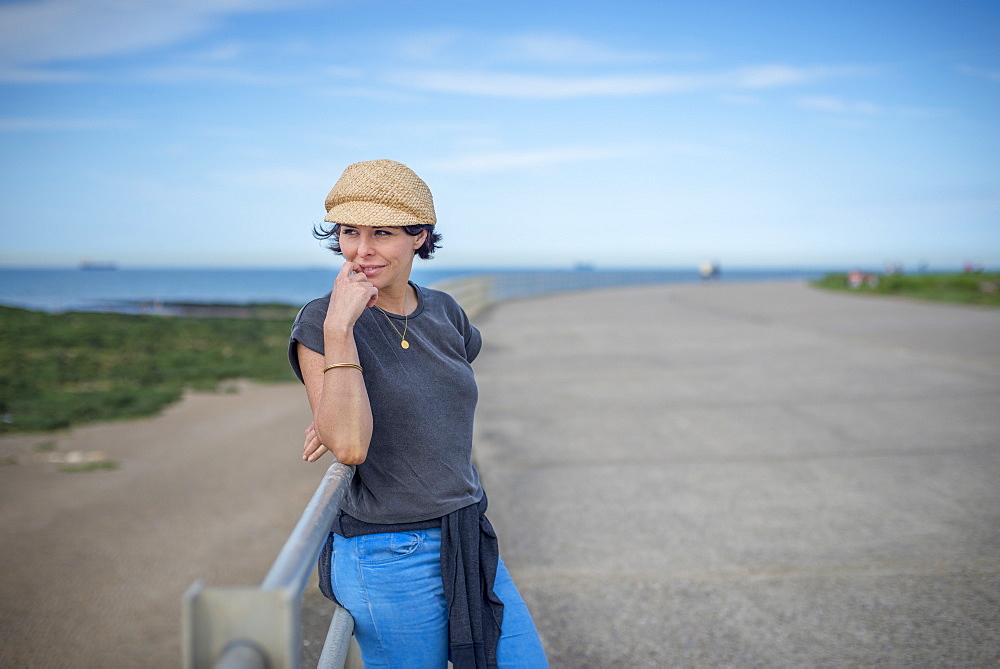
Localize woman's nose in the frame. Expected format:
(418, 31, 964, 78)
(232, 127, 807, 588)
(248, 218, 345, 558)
(356, 234, 374, 256)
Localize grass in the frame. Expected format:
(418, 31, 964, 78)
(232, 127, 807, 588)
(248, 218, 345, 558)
(59, 460, 120, 473)
(812, 272, 1000, 307)
(0, 304, 300, 434)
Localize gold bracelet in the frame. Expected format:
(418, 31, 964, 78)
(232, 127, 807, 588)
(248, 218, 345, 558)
(322, 363, 363, 373)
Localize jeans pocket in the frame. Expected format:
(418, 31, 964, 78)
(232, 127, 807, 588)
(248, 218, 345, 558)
(357, 531, 421, 564)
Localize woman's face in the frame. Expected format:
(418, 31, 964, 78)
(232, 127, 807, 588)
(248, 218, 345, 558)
(338, 225, 427, 290)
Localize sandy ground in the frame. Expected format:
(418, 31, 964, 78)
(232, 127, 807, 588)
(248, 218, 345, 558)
(0, 382, 325, 668)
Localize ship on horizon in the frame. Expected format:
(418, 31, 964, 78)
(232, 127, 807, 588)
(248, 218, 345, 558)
(79, 260, 118, 271)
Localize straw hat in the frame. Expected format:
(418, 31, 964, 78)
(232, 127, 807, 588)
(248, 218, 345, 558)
(324, 159, 436, 227)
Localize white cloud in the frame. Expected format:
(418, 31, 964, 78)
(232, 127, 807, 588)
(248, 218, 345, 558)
(394, 30, 662, 66)
(733, 65, 794, 87)
(719, 93, 762, 105)
(369, 120, 498, 141)
(896, 106, 949, 118)
(0, 0, 317, 80)
(314, 85, 419, 103)
(958, 64, 1000, 83)
(392, 70, 690, 97)
(132, 52, 361, 85)
(428, 146, 646, 172)
(0, 66, 89, 82)
(795, 96, 946, 119)
(660, 141, 724, 157)
(390, 64, 860, 99)
(395, 30, 465, 61)
(137, 65, 283, 84)
(192, 42, 246, 62)
(0, 116, 137, 131)
(211, 167, 328, 190)
(324, 65, 365, 78)
(740, 64, 874, 87)
(497, 32, 660, 65)
(796, 96, 882, 114)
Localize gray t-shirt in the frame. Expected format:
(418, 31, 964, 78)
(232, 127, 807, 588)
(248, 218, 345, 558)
(288, 283, 484, 524)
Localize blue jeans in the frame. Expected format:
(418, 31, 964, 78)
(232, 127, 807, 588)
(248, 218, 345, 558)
(331, 528, 548, 667)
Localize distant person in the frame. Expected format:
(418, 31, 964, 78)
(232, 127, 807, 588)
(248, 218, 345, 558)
(699, 260, 720, 280)
(288, 159, 548, 667)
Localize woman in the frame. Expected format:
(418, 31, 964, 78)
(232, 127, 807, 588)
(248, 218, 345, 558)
(288, 159, 548, 668)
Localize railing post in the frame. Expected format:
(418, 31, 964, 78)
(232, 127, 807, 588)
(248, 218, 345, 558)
(183, 462, 354, 669)
(183, 583, 299, 668)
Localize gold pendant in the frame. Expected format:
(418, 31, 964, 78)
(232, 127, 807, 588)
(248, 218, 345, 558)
(401, 340, 410, 349)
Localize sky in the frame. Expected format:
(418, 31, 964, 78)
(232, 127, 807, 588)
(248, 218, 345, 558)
(0, 0, 997, 270)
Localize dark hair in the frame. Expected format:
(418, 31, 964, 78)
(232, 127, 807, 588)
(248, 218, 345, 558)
(313, 223, 442, 260)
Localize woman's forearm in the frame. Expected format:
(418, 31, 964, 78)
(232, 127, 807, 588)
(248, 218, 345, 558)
(300, 260, 379, 464)
(299, 331, 373, 464)
(319, 326, 373, 464)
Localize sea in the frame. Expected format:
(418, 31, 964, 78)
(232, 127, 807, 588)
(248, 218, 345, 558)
(0, 266, 837, 314)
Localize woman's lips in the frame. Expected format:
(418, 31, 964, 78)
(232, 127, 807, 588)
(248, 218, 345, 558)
(359, 265, 384, 276)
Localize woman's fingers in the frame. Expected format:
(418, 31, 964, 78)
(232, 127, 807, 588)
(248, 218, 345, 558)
(327, 262, 379, 326)
(303, 438, 327, 461)
(303, 423, 328, 462)
(337, 260, 359, 279)
(304, 444, 328, 462)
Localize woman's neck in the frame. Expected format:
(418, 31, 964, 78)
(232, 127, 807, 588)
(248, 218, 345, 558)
(375, 281, 416, 315)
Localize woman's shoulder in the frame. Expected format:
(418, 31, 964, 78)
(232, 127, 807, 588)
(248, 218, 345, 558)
(415, 283, 458, 306)
(294, 292, 332, 325)
(414, 284, 466, 319)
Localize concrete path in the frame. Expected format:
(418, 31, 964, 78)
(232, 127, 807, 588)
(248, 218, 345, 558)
(2, 281, 997, 668)
(471, 281, 1000, 668)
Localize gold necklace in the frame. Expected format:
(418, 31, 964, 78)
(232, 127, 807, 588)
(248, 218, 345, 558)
(374, 297, 409, 349)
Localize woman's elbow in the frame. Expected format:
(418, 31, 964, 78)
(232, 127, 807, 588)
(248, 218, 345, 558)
(313, 423, 369, 465)
(332, 445, 367, 465)
(320, 432, 368, 464)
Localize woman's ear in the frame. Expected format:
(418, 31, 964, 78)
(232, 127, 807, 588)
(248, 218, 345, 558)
(413, 230, 428, 249)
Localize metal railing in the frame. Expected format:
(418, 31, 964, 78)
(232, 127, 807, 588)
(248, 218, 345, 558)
(431, 275, 494, 319)
(183, 462, 360, 669)
(434, 269, 711, 319)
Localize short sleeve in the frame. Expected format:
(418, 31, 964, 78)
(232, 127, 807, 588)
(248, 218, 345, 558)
(450, 298, 481, 362)
(464, 322, 482, 363)
(430, 286, 482, 363)
(288, 295, 330, 383)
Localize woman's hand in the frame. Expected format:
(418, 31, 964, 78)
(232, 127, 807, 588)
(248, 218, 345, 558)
(303, 421, 328, 462)
(298, 261, 374, 467)
(325, 261, 378, 331)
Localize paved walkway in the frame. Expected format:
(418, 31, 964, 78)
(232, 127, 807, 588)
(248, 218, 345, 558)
(471, 281, 1000, 667)
(2, 281, 997, 667)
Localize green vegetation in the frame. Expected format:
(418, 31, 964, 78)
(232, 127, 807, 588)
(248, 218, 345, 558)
(0, 305, 299, 434)
(812, 272, 1000, 307)
(59, 460, 120, 473)
(59, 460, 118, 474)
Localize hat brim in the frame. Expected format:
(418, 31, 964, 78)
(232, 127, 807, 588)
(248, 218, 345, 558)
(324, 200, 432, 227)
